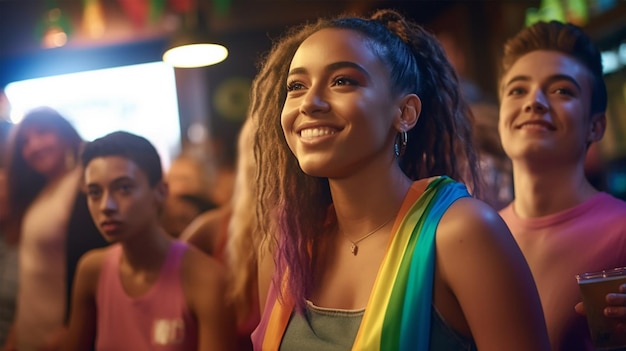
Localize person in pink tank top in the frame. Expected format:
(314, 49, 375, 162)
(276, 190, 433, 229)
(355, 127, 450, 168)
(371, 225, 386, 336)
(62, 131, 237, 351)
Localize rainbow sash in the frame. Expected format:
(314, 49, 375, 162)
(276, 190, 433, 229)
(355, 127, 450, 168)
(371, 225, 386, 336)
(253, 176, 470, 350)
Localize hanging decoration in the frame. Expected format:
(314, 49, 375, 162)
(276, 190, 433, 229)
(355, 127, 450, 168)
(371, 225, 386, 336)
(36, 0, 72, 48)
(168, 0, 195, 14)
(148, 0, 167, 25)
(566, 0, 589, 25)
(117, 0, 151, 28)
(82, 0, 106, 39)
(213, 0, 231, 17)
(116, 0, 232, 31)
(34, 0, 234, 50)
(525, 0, 591, 27)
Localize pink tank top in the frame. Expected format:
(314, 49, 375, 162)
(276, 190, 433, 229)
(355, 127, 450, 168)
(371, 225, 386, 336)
(95, 241, 198, 351)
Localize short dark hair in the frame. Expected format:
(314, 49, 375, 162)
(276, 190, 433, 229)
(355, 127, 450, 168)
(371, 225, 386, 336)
(81, 131, 163, 186)
(500, 20, 607, 115)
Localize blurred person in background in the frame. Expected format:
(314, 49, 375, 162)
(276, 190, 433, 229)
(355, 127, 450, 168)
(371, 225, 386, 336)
(165, 151, 213, 200)
(1, 107, 108, 351)
(437, 30, 513, 210)
(166, 145, 236, 208)
(179, 194, 232, 262)
(161, 192, 217, 239)
(497, 20, 626, 351)
(182, 118, 260, 350)
(63, 131, 236, 351)
(0, 118, 15, 348)
(161, 152, 218, 238)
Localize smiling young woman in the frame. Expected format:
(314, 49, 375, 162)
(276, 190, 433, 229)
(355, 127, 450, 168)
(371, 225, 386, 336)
(249, 8, 550, 351)
(2, 107, 108, 351)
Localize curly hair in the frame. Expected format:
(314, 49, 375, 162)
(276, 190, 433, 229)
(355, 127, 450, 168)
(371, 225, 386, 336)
(251, 9, 480, 310)
(224, 117, 261, 322)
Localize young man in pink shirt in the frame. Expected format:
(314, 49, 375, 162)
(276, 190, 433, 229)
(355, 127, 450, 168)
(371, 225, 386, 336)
(498, 21, 626, 351)
(63, 131, 236, 351)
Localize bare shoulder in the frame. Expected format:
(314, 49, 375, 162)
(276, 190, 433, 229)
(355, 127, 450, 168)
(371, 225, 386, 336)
(75, 246, 112, 292)
(433, 199, 551, 350)
(434, 196, 530, 291)
(78, 247, 110, 274)
(181, 206, 230, 240)
(181, 244, 228, 288)
(436, 197, 511, 244)
(434, 196, 522, 267)
(180, 206, 231, 255)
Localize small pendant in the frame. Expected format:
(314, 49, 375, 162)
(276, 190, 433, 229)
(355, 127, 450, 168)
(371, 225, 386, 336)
(350, 243, 358, 256)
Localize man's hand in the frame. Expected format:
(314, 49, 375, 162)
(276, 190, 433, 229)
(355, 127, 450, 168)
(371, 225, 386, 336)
(575, 283, 626, 333)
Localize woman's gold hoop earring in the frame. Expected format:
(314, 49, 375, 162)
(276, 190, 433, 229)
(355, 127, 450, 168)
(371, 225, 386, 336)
(394, 131, 408, 158)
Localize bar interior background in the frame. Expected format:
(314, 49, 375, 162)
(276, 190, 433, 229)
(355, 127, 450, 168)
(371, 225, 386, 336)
(0, 0, 624, 198)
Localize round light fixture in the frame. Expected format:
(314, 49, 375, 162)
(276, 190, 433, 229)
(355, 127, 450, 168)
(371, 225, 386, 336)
(163, 43, 228, 68)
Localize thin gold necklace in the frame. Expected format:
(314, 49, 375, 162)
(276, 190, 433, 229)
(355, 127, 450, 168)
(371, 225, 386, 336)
(341, 216, 394, 256)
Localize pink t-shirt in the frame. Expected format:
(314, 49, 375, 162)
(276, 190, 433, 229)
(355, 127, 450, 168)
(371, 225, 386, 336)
(95, 241, 197, 351)
(500, 192, 626, 351)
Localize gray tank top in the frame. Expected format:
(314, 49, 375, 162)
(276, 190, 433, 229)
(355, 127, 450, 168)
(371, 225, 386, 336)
(280, 301, 477, 351)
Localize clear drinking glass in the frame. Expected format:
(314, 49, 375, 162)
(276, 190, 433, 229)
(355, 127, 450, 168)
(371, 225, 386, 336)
(577, 267, 626, 350)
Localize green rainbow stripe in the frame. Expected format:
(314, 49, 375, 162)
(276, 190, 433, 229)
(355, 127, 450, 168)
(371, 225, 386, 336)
(256, 177, 469, 350)
(353, 177, 469, 350)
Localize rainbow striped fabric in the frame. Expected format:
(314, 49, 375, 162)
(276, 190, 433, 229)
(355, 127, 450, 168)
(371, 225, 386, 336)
(253, 176, 470, 350)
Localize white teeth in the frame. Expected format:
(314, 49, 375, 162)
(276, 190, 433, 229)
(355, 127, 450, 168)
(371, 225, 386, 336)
(300, 127, 336, 139)
(520, 122, 551, 130)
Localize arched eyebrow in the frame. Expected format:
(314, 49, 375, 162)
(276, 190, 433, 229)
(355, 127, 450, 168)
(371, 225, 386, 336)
(502, 75, 530, 91)
(546, 74, 582, 91)
(287, 61, 371, 80)
(85, 176, 134, 189)
(502, 74, 582, 92)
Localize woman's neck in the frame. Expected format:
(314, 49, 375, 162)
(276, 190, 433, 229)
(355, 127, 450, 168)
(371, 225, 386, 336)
(329, 166, 412, 234)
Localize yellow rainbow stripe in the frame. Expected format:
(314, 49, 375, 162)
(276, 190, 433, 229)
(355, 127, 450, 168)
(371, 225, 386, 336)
(257, 177, 469, 350)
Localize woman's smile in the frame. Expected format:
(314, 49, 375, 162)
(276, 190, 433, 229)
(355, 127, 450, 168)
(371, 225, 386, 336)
(300, 126, 338, 140)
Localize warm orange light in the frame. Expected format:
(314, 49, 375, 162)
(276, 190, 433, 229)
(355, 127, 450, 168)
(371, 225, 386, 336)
(42, 26, 68, 48)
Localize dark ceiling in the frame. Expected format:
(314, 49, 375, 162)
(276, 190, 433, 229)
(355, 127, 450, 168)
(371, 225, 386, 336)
(0, 0, 453, 57)
(0, 0, 454, 87)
